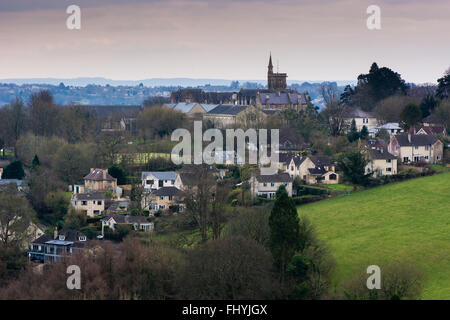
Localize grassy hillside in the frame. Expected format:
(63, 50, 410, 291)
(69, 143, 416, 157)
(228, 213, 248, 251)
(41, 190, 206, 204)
(298, 172, 450, 299)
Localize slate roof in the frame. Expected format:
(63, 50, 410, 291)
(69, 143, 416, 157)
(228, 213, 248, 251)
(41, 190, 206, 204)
(423, 114, 442, 124)
(259, 92, 307, 105)
(409, 125, 446, 135)
(153, 186, 182, 197)
(200, 104, 220, 112)
(344, 107, 376, 119)
(103, 214, 149, 224)
(394, 134, 438, 146)
(310, 156, 333, 167)
(308, 167, 328, 175)
(255, 172, 291, 183)
(84, 169, 116, 181)
(368, 148, 397, 160)
(74, 192, 106, 200)
(141, 171, 177, 181)
(171, 103, 199, 113)
(32, 229, 87, 244)
(207, 104, 248, 115)
(81, 105, 142, 119)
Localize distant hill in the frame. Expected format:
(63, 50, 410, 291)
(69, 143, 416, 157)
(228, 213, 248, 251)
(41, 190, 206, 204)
(0, 77, 356, 87)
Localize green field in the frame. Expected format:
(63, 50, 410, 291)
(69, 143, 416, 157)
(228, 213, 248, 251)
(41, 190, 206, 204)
(298, 172, 450, 299)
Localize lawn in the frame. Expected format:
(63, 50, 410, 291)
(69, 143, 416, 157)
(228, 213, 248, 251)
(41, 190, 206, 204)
(298, 172, 450, 299)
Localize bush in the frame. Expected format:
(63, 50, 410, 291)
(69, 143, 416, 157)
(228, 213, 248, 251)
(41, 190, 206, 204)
(1, 161, 25, 180)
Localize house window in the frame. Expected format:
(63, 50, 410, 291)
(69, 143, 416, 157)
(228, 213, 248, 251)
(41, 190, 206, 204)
(291, 166, 294, 171)
(81, 201, 87, 206)
(271, 183, 275, 187)
(386, 159, 391, 163)
(437, 156, 441, 160)
(160, 196, 164, 200)
(146, 180, 154, 185)
(97, 200, 102, 205)
(386, 168, 392, 172)
(414, 156, 420, 162)
(425, 145, 429, 151)
(403, 157, 409, 163)
(94, 210, 100, 215)
(159, 205, 165, 209)
(414, 146, 419, 150)
(79, 236, 86, 242)
(329, 173, 337, 180)
(169, 195, 173, 201)
(59, 235, 65, 241)
(425, 156, 429, 160)
(263, 182, 267, 187)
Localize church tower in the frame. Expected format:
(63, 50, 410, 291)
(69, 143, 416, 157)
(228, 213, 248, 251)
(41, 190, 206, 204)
(267, 53, 287, 91)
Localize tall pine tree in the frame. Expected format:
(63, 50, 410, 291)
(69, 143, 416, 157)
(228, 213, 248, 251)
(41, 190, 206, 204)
(269, 185, 301, 283)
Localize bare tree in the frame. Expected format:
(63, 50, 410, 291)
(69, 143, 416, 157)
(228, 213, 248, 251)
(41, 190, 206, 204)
(321, 84, 346, 136)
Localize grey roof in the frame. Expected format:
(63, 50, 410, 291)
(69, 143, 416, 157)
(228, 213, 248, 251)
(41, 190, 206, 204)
(395, 134, 438, 146)
(127, 216, 150, 224)
(84, 168, 116, 181)
(423, 114, 441, 124)
(310, 156, 333, 167)
(141, 171, 177, 181)
(81, 105, 142, 119)
(200, 104, 220, 112)
(368, 148, 397, 160)
(74, 192, 106, 200)
(256, 172, 291, 183)
(259, 92, 307, 105)
(0, 179, 23, 186)
(172, 103, 198, 113)
(103, 214, 149, 224)
(33, 229, 87, 245)
(153, 186, 182, 197)
(308, 167, 328, 175)
(345, 107, 376, 119)
(292, 156, 308, 167)
(207, 104, 248, 115)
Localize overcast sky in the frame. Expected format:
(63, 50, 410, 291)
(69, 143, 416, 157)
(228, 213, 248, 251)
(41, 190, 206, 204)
(0, 0, 449, 83)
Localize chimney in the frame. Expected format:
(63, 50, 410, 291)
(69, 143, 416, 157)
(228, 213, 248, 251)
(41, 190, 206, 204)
(90, 168, 94, 173)
(103, 170, 107, 180)
(408, 133, 412, 143)
(54, 227, 58, 240)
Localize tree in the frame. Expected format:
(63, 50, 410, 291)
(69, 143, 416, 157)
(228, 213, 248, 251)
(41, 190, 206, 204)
(339, 151, 371, 189)
(0, 99, 27, 158)
(108, 165, 127, 185)
(347, 119, 359, 142)
(54, 144, 91, 185)
(31, 155, 40, 169)
(28, 90, 59, 137)
(0, 186, 34, 248)
(136, 106, 185, 141)
(269, 185, 301, 283)
(320, 84, 347, 136)
(374, 95, 417, 123)
(176, 236, 278, 299)
(210, 180, 231, 240)
(360, 125, 369, 140)
(419, 95, 438, 119)
(434, 100, 450, 130)
(2, 161, 25, 180)
(44, 191, 70, 226)
(400, 103, 422, 129)
(436, 72, 450, 100)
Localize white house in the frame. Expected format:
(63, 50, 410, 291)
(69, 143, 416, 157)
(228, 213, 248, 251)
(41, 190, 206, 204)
(141, 171, 180, 192)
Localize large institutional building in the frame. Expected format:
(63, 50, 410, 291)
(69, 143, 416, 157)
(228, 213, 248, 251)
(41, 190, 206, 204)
(170, 54, 310, 111)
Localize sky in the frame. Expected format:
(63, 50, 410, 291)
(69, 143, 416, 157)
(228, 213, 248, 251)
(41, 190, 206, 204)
(0, 0, 449, 84)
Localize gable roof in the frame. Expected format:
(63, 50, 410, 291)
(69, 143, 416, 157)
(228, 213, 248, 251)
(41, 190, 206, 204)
(84, 169, 116, 181)
(310, 156, 333, 167)
(255, 172, 291, 183)
(207, 104, 248, 115)
(153, 186, 182, 197)
(368, 148, 397, 160)
(74, 192, 106, 201)
(171, 103, 200, 113)
(423, 114, 442, 124)
(308, 167, 328, 175)
(141, 171, 177, 181)
(394, 134, 438, 146)
(410, 125, 445, 135)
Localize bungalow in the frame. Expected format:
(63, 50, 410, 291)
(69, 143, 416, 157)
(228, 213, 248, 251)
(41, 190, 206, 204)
(71, 192, 107, 217)
(249, 172, 293, 199)
(369, 122, 403, 137)
(388, 134, 444, 164)
(101, 214, 154, 233)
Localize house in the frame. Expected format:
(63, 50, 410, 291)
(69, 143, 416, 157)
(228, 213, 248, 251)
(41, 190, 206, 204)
(422, 114, 442, 127)
(71, 192, 107, 217)
(164, 102, 207, 118)
(307, 156, 340, 184)
(149, 186, 184, 212)
(28, 229, 89, 264)
(365, 148, 398, 177)
(141, 171, 180, 192)
(285, 156, 315, 180)
(409, 125, 446, 136)
(84, 168, 118, 194)
(369, 122, 403, 137)
(249, 172, 293, 198)
(344, 107, 379, 131)
(203, 104, 267, 129)
(388, 134, 444, 164)
(101, 214, 154, 233)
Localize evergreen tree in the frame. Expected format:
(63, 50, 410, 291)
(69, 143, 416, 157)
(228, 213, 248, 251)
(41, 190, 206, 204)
(338, 151, 371, 190)
(108, 165, 127, 185)
(31, 155, 40, 169)
(2, 160, 25, 180)
(269, 185, 300, 283)
(347, 119, 360, 142)
(360, 125, 369, 140)
(420, 95, 438, 119)
(436, 73, 450, 100)
(401, 103, 422, 129)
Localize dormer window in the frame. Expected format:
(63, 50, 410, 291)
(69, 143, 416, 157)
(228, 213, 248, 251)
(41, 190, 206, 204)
(59, 235, 65, 241)
(79, 236, 87, 242)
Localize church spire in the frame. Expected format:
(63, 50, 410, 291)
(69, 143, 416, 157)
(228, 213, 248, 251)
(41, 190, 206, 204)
(268, 52, 273, 73)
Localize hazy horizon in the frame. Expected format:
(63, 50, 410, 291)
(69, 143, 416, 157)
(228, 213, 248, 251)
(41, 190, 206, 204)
(1, 0, 449, 84)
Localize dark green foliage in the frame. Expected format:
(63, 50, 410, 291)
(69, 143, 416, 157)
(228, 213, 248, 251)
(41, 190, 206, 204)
(269, 185, 301, 282)
(339, 151, 371, 188)
(1, 161, 25, 180)
(400, 103, 422, 129)
(420, 95, 438, 119)
(436, 73, 450, 100)
(108, 165, 127, 185)
(360, 126, 369, 140)
(31, 155, 40, 168)
(347, 119, 360, 142)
